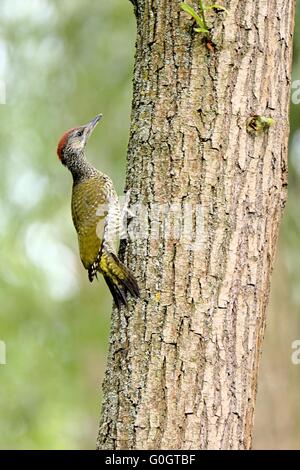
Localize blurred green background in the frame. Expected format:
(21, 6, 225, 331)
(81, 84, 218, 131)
(0, 0, 299, 450)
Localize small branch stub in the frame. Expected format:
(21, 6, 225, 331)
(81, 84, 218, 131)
(246, 115, 275, 134)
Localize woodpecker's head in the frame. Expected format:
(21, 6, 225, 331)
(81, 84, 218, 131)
(57, 114, 102, 167)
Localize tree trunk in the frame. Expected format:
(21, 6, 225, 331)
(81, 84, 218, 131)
(97, 0, 295, 450)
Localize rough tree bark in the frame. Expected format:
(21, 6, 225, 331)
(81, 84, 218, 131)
(97, 0, 295, 450)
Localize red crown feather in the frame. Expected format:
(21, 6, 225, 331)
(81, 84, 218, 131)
(57, 128, 77, 160)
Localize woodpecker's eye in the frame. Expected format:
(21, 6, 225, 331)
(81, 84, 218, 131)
(76, 129, 84, 137)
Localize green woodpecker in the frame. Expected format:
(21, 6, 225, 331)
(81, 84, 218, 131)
(57, 114, 139, 309)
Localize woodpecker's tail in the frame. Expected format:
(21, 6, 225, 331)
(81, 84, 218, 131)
(99, 251, 140, 309)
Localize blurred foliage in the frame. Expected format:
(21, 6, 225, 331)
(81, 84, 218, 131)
(254, 3, 300, 449)
(0, 0, 299, 450)
(0, 0, 135, 449)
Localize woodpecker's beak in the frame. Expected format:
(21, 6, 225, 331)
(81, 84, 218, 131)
(85, 114, 102, 138)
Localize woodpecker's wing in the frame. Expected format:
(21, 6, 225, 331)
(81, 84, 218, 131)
(71, 175, 115, 270)
(71, 174, 139, 307)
